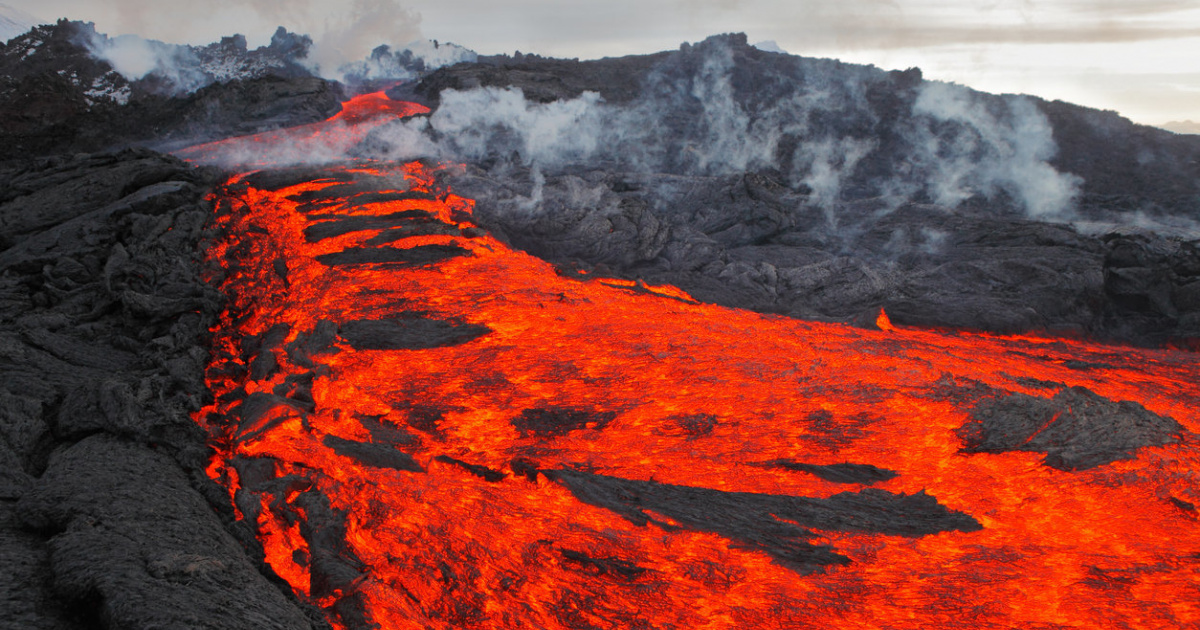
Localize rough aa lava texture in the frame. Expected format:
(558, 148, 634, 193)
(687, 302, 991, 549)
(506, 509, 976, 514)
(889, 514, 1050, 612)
(0, 151, 330, 628)
(0, 23, 1197, 630)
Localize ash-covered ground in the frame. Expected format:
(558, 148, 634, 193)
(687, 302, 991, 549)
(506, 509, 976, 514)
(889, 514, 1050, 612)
(1, 22, 1198, 630)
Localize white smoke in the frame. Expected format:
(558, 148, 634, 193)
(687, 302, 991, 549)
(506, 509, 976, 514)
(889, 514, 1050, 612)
(339, 39, 476, 82)
(369, 39, 822, 178)
(179, 114, 441, 167)
(911, 81, 1081, 219)
(80, 12, 473, 97)
(182, 33, 1086, 228)
(687, 44, 758, 173)
(796, 137, 876, 226)
(84, 33, 209, 93)
(306, 0, 421, 78)
(356, 36, 1080, 226)
(429, 87, 606, 166)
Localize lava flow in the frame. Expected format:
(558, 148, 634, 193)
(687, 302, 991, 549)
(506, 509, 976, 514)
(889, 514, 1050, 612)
(177, 90, 429, 167)
(192, 95, 1200, 630)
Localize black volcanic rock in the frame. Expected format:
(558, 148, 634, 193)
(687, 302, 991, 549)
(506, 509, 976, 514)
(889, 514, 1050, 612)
(512, 407, 617, 438)
(304, 210, 445, 242)
(458, 167, 1142, 338)
(959, 386, 1187, 470)
(337, 314, 490, 350)
(760, 461, 899, 484)
(0, 149, 322, 629)
(545, 469, 981, 574)
(314, 243, 472, 267)
(414, 49, 670, 105)
(434, 455, 506, 482)
(1042, 99, 1200, 220)
(418, 33, 1200, 346)
(419, 33, 1200, 221)
(322, 435, 424, 472)
(17, 435, 314, 629)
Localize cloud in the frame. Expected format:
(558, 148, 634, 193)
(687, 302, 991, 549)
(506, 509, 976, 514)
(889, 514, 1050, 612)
(28, 0, 1200, 53)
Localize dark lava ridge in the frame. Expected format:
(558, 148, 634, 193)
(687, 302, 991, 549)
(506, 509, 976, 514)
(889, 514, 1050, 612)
(337, 314, 491, 351)
(544, 469, 982, 574)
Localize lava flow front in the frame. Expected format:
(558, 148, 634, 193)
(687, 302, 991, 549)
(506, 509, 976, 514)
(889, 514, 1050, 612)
(192, 97, 1200, 630)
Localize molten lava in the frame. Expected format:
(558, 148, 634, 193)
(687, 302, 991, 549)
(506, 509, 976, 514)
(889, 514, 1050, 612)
(177, 90, 429, 167)
(191, 94, 1200, 629)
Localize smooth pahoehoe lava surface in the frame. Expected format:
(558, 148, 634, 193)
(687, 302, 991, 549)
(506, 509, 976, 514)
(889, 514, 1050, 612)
(191, 95, 1200, 630)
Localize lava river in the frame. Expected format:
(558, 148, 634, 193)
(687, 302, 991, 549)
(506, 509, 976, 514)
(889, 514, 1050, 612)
(190, 94, 1200, 629)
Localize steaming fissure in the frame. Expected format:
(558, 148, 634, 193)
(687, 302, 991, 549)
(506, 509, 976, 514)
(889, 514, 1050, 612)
(191, 94, 1200, 629)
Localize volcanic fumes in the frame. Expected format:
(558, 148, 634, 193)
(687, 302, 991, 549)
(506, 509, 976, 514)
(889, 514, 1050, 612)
(191, 98, 1200, 629)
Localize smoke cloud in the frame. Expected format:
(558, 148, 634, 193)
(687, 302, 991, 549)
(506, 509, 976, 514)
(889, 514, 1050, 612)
(79, 8, 467, 97)
(192, 35, 1080, 231)
(307, 0, 422, 78)
(910, 81, 1081, 219)
(340, 39, 476, 83)
(356, 36, 1079, 224)
(796, 137, 877, 227)
(430, 88, 606, 166)
(83, 32, 209, 93)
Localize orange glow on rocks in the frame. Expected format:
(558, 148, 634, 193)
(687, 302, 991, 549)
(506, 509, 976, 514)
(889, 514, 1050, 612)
(191, 96, 1200, 629)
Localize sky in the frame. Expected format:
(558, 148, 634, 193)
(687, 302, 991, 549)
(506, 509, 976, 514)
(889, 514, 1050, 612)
(6, 0, 1199, 128)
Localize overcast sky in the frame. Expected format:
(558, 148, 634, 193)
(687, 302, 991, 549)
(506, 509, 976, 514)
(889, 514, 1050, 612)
(9, 0, 1200, 127)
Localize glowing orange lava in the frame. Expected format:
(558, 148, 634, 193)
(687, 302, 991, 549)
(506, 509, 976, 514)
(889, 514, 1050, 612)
(176, 90, 429, 167)
(191, 95, 1200, 630)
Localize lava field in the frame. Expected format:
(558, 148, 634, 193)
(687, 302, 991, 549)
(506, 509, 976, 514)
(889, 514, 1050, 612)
(1, 23, 1199, 630)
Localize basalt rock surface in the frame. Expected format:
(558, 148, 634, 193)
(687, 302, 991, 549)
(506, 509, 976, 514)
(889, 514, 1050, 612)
(545, 469, 981, 573)
(960, 386, 1185, 470)
(0, 150, 323, 629)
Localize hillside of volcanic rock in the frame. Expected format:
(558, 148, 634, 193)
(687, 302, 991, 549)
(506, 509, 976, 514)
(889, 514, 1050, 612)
(0, 25, 1198, 630)
(405, 33, 1200, 347)
(0, 20, 345, 159)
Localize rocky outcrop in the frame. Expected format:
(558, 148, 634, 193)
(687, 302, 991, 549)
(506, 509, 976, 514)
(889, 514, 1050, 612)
(417, 33, 1200, 221)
